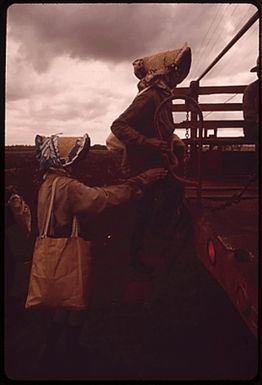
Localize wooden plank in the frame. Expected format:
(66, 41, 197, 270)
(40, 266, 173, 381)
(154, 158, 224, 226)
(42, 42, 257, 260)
(183, 137, 255, 145)
(172, 103, 243, 112)
(187, 185, 258, 191)
(173, 87, 190, 95)
(174, 85, 246, 96)
(198, 85, 246, 95)
(174, 120, 245, 128)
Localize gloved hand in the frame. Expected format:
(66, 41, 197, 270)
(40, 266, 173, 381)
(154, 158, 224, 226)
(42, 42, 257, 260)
(137, 167, 168, 185)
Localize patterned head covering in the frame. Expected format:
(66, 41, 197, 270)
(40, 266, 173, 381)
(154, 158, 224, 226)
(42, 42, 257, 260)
(133, 43, 191, 93)
(35, 133, 91, 171)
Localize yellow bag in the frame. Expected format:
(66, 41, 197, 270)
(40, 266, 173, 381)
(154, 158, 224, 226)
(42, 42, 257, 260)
(25, 178, 91, 310)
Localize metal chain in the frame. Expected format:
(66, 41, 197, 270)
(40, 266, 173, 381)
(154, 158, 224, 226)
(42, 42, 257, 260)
(185, 110, 190, 139)
(184, 110, 190, 177)
(211, 171, 258, 212)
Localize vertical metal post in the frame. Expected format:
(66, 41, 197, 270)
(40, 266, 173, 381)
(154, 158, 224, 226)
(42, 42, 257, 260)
(190, 80, 202, 206)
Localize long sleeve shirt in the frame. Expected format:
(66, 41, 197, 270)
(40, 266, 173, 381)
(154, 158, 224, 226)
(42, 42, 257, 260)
(111, 86, 175, 176)
(37, 171, 149, 237)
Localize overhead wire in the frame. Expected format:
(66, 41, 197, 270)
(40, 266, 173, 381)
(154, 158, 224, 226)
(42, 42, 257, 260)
(192, 4, 227, 74)
(196, 3, 241, 79)
(202, 6, 259, 82)
(191, 4, 223, 77)
(211, 25, 259, 79)
(191, 4, 258, 138)
(201, 6, 256, 118)
(192, 3, 232, 79)
(192, 4, 230, 79)
(196, 6, 259, 82)
(201, 6, 256, 119)
(203, 93, 239, 119)
(234, 3, 256, 31)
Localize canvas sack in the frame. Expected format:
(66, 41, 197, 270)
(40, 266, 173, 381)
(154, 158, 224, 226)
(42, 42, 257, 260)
(25, 177, 91, 310)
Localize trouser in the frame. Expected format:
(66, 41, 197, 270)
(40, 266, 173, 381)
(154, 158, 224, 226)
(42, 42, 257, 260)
(129, 174, 185, 265)
(129, 188, 154, 265)
(42, 309, 85, 365)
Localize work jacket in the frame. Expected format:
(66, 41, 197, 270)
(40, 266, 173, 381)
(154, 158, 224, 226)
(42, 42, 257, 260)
(243, 79, 259, 141)
(243, 79, 259, 123)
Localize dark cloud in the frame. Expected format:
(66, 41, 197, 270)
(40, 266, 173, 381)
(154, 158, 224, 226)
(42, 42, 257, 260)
(7, 3, 219, 73)
(6, 3, 259, 145)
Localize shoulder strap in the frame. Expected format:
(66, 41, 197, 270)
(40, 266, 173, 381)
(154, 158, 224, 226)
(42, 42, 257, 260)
(41, 177, 59, 237)
(71, 216, 79, 237)
(137, 85, 151, 96)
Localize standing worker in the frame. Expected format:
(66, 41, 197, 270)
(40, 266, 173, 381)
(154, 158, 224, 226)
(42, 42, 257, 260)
(31, 133, 167, 376)
(243, 56, 259, 143)
(243, 56, 260, 173)
(110, 44, 192, 273)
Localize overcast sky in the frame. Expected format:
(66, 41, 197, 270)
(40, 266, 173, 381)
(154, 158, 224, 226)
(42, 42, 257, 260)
(5, 3, 259, 145)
